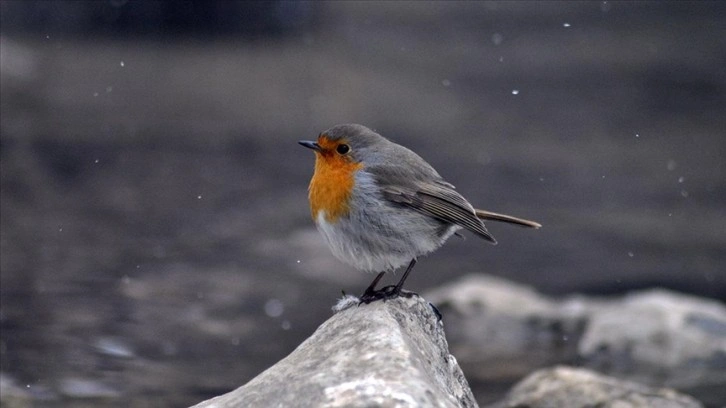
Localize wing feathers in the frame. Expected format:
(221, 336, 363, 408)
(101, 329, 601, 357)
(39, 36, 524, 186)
(382, 184, 497, 243)
(474, 209, 542, 229)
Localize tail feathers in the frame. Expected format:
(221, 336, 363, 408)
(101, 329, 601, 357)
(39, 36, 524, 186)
(474, 209, 542, 229)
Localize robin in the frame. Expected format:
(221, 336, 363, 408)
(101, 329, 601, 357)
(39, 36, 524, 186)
(299, 124, 540, 303)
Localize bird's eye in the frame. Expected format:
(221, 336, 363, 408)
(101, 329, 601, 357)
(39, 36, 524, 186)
(336, 144, 350, 155)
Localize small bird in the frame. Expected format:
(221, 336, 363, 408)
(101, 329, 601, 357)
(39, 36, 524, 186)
(299, 124, 540, 303)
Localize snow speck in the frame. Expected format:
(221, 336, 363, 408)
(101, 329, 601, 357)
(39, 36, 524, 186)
(106, 86, 113, 93)
(93, 92, 99, 97)
(120, 61, 125, 67)
(498, 56, 504, 63)
(94, 159, 99, 164)
(667, 159, 677, 171)
(635, 133, 640, 138)
(678, 176, 685, 183)
(511, 89, 520, 95)
(441, 79, 451, 87)
(539, 177, 545, 182)
(296, 259, 301, 264)
(563, 23, 571, 28)
(680, 189, 689, 198)
(491, 33, 504, 46)
(264, 298, 284, 318)
(122, 275, 130, 285)
(197, 195, 202, 199)
(281, 320, 291, 330)
(627, 251, 634, 258)
(58, 227, 63, 232)
(601, 1, 612, 12)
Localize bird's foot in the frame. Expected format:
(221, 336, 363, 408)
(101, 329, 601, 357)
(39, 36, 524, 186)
(358, 285, 418, 304)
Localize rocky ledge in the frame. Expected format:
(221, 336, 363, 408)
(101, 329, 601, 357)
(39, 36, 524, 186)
(190, 281, 720, 408)
(191, 295, 477, 408)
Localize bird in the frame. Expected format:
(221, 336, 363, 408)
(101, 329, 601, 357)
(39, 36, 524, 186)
(299, 124, 540, 303)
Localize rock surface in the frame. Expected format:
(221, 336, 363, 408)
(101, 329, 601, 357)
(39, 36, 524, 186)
(426, 275, 726, 407)
(490, 366, 704, 408)
(577, 289, 726, 394)
(191, 296, 478, 408)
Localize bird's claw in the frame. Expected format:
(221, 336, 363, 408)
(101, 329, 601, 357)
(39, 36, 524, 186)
(358, 285, 418, 305)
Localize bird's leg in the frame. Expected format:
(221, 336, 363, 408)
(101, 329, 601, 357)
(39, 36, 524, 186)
(359, 259, 418, 304)
(388, 258, 418, 298)
(363, 271, 386, 294)
(359, 271, 386, 303)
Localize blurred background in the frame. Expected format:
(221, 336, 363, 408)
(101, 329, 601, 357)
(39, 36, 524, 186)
(1, 1, 724, 406)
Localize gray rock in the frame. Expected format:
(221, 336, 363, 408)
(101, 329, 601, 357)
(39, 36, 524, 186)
(491, 366, 703, 408)
(576, 289, 726, 402)
(191, 296, 478, 408)
(426, 275, 725, 406)
(425, 275, 583, 383)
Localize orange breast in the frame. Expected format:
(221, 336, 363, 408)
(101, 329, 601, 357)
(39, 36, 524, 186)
(309, 152, 363, 223)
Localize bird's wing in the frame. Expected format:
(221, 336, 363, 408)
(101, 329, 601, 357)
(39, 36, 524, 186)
(364, 148, 496, 243)
(379, 181, 497, 243)
(362, 147, 539, 236)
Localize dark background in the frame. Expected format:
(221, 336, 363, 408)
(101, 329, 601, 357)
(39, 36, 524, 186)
(1, 1, 725, 406)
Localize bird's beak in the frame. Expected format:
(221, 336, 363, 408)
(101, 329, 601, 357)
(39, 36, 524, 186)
(298, 140, 322, 152)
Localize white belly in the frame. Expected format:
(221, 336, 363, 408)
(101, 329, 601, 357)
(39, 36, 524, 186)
(314, 208, 458, 273)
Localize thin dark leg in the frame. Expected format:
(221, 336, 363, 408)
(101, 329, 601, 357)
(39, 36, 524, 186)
(392, 259, 417, 294)
(362, 271, 386, 297)
(359, 259, 418, 304)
